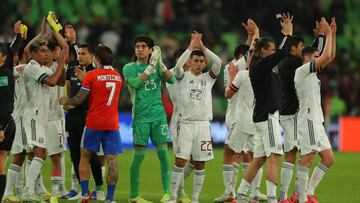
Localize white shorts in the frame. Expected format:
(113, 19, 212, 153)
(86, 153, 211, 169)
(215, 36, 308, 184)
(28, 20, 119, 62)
(24, 118, 47, 150)
(298, 120, 331, 155)
(253, 112, 283, 158)
(228, 123, 254, 153)
(280, 114, 301, 152)
(46, 119, 67, 156)
(11, 116, 30, 154)
(174, 121, 214, 162)
(225, 122, 236, 145)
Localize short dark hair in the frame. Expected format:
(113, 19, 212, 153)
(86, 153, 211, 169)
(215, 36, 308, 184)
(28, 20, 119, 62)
(30, 40, 49, 52)
(302, 46, 317, 58)
(234, 44, 249, 59)
(95, 45, 114, 66)
(289, 36, 304, 48)
(254, 38, 273, 57)
(0, 43, 9, 56)
(47, 41, 61, 51)
(190, 49, 205, 58)
(133, 35, 154, 48)
(79, 44, 95, 55)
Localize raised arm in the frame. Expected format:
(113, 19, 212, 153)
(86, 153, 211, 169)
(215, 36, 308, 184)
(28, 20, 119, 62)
(311, 20, 325, 54)
(10, 21, 24, 55)
(224, 63, 240, 99)
(330, 17, 337, 60)
(43, 49, 68, 86)
(197, 35, 222, 76)
(24, 17, 47, 62)
(314, 18, 333, 71)
(243, 19, 258, 48)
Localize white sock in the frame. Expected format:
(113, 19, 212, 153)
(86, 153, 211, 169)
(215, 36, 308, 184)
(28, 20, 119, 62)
(177, 162, 194, 197)
(192, 170, 205, 201)
(266, 180, 277, 203)
(307, 163, 328, 195)
(232, 163, 240, 193)
(279, 162, 294, 200)
(25, 157, 44, 195)
(236, 178, 251, 200)
(251, 166, 263, 196)
(51, 176, 62, 195)
(15, 164, 24, 195)
(35, 174, 48, 194)
(25, 159, 31, 177)
(170, 166, 184, 199)
(59, 153, 66, 193)
(101, 166, 106, 179)
(222, 164, 234, 195)
(4, 164, 21, 196)
(294, 159, 300, 194)
(184, 162, 194, 179)
(71, 166, 79, 191)
(298, 166, 309, 203)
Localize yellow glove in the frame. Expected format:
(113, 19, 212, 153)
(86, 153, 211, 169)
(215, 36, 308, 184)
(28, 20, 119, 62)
(47, 11, 63, 32)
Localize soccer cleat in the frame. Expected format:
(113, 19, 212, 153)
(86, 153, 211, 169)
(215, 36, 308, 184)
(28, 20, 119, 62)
(2, 194, 21, 203)
(290, 193, 299, 203)
(306, 195, 319, 203)
(249, 192, 268, 201)
(278, 199, 294, 203)
(106, 199, 117, 203)
(61, 189, 79, 199)
(190, 198, 199, 203)
(91, 190, 97, 200)
(128, 196, 153, 203)
(214, 193, 235, 202)
(21, 193, 42, 202)
(96, 190, 106, 201)
(68, 192, 82, 200)
(160, 193, 171, 202)
(78, 195, 91, 203)
(50, 195, 59, 203)
(38, 192, 52, 201)
(178, 194, 192, 203)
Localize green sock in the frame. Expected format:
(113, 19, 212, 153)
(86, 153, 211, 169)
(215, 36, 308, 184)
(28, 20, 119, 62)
(130, 148, 145, 198)
(156, 145, 171, 194)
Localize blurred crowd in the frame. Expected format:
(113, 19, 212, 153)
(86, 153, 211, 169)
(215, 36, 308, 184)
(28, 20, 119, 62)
(0, 0, 359, 124)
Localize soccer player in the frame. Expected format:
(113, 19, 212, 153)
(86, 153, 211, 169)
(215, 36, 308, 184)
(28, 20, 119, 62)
(123, 35, 175, 203)
(166, 48, 193, 203)
(17, 38, 67, 202)
(0, 20, 24, 202)
(167, 33, 222, 203)
(294, 17, 336, 203)
(64, 44, 105, 201)
(234, 13, 294, 203)
(215, 19, 267, 203)
(277, 24, 325, 203)
(44, 29, 69, 202)
(60, 45, 122, 203)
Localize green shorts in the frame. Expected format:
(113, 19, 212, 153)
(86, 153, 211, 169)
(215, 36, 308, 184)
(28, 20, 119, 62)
(132, 118, 171, 146)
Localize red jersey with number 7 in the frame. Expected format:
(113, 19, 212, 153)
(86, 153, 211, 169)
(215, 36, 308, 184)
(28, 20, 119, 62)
(81, 66, 122, 130)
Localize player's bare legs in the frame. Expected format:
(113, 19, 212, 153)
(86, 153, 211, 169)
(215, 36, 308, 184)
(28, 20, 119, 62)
(105, 154, 118, 202)
(3, 152, 26, 202)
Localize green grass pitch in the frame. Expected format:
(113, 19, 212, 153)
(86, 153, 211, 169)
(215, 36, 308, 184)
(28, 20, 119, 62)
(13, 148, 360, 202)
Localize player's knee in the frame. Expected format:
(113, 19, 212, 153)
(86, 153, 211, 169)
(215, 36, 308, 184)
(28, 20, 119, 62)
(175, 158, 187, 167)
(193, 161, 205, 170)
(322, 154, 335, 168)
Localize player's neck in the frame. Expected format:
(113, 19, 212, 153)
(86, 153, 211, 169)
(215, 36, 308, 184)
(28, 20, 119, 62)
(137, 58, 148, 64)
(190, 69, 202, 76)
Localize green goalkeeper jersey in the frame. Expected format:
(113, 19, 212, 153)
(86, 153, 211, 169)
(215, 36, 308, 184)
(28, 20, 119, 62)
(123, 61, 174, 123)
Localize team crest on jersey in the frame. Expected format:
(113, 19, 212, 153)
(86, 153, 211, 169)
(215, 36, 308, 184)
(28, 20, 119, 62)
(189, 80, 194, 84)
(201, 79, 206, 86)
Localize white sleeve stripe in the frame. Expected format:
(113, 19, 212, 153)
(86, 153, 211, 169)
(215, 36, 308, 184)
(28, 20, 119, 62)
(37, 73, 48, 83)
(81, 87, 90, 92)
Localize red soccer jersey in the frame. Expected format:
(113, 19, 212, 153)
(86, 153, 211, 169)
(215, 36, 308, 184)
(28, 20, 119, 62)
(81, 66, 122, 130)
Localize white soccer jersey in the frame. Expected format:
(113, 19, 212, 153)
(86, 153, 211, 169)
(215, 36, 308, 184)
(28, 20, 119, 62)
(177, 71, 217, 121)
(294, 60, 324, 124)
(166, 68, 180, 130)
(19, 60, 52, 124)
(12, 64, 27, 122)
(229, 70, 254, 134)
(224, 56, 248, 127)
(48, 62, 65, 121)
